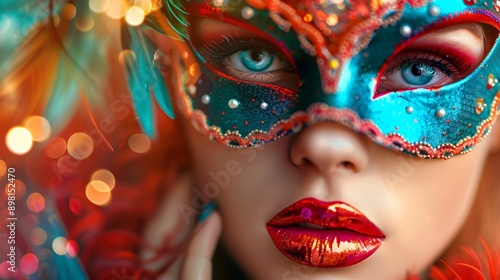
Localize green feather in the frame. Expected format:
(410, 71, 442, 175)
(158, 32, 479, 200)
(123, 26, 175, 138)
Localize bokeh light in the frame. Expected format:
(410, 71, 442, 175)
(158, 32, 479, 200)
(134, 0, 153, 13)
(105, 0, 128, 19)
(0, 160, 6, 177)
(75, 15, 95, 32)
(89, 0, 111, 13)
(91, 169, 116, 190)
(326, 14, 339, 26)
(52, 237, 68, 255)
(20, 253, 38, 275)
(125, 6, 145, 26)
(30, 227, 48, 246)
(1, 80, 17, 94)
(128, 133, 151, 153)
(69, 195, 83, 215)
(45, 137, 67, 159)
(85, 181, 111, 206)
(118, 49, 136, 65)
(24, 116, 51, 142)
(27, 192, 45, 213)
(6, 126, 33, 155)
(60, 3, 77, 21)
(213, 0, 225, 7)
(66, 240, 79, 257)
(67, 132, 94, 160)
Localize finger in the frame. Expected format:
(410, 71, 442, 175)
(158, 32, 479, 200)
(181, 211, 222, 280)
(140, 172, 195, 271)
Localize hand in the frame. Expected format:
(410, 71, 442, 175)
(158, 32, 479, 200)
(140, 172, 222, 280)
(181, 211, 222, 280)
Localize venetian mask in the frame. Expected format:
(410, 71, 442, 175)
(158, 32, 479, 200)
(144, 0, 500, 159)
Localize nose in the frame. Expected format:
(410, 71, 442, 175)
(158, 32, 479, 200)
(289, 122, 369, 175)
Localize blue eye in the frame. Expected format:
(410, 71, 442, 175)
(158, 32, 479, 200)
(401, 62, 436, 85)
(239, 50, 275, 72)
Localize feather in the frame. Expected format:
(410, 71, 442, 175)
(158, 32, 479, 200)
(454, 263, 487, 280)
(0, 1, 65, 75)
(1, 0, 114, 136)
(122, 24, 174, 138)
(163, 0, 189, 39)
(427, 240, 500, 280)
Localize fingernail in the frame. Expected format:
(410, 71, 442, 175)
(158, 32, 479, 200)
(198, 201, 216, 223)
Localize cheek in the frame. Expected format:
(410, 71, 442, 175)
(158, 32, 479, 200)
(375, 148, 488, 272)
(183, 109, 491, 279)
(185, 124, 277, 204)
(186, 131, 298, 277)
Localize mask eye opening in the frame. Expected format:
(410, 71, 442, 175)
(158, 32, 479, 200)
(372, 17, 500, 100)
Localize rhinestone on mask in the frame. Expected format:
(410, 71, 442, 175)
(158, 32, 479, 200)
(436, 108, 446, 118)
(187, 85, 197, 96)
(201, 94, 210, 104)
(476, 98, 486, 114)
(228, 99, 239, 109)
(241, 6, 254, 19)
(428, 5, 440, 17)
(487, 73, 498, 90)
(400, 24, 412, 37)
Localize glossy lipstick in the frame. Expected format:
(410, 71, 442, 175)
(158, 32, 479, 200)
(267, 198, 385, 268)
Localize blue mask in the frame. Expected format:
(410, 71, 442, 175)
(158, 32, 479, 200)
(150, 0, 500, 159)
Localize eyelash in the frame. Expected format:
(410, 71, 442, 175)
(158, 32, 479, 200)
(386, 48, 472, 78)
(197, 35, 288, 65)
(197, 35, 474, 94)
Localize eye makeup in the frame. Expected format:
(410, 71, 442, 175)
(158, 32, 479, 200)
(375, 47, 476, 95)
(193, 33, 300, 92)
(374, 23, 488, 97)
(172, 0, 500, 159)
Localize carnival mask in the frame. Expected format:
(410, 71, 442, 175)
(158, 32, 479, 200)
(144, 0, 500, 159)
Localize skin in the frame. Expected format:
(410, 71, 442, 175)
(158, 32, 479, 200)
(182, 121, 496, 280)
(142, 20, 500, 280)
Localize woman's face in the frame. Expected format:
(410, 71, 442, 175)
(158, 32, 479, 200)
(184, 107, 495, 279)
(155, 0, 500, 278)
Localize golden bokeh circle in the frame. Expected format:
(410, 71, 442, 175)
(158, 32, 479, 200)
(91, 169, 116, 190)
(25, 116, 51, 142)
(6, 127, 33, 155)
(128, 133, 151, 153)
(85, 181, 112, 206)
(67, 133, 94, 160)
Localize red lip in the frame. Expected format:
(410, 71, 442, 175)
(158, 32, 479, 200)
(267, 198, 385, 268)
